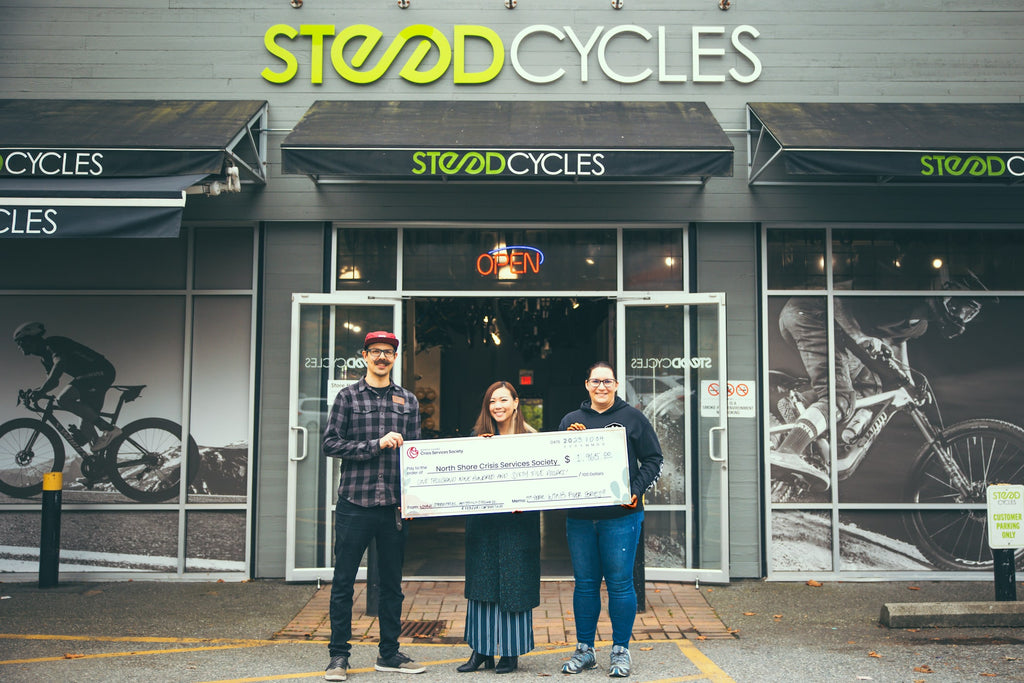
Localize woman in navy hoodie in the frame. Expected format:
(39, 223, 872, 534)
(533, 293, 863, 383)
(556, 362, 663, 678)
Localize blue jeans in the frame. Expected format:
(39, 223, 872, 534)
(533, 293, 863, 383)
(329, 500, 407, 658)
(566, 512, 644, 648)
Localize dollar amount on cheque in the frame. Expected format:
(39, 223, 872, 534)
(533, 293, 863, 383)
(400, 427, 631, 518)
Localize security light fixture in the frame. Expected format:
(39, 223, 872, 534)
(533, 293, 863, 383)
(290, 0, 302, 8)
(719, 0, 732, 9)
(612, 0, 623, 8)
(505, 0, 517, 8)
(398, 0, 410, 7)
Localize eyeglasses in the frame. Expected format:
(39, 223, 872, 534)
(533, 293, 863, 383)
(366, 348, 396, 360)
(587, 379, 617, 388)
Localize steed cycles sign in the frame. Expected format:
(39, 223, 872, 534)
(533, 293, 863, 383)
(920, 154, 1024, 180)
(262, 23, 762, 86)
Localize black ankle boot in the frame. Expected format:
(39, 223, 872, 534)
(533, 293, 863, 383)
(495, 656, 518, 674)
(456, 651, 495, 672)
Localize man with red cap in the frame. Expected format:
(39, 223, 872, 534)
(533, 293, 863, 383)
(322, 331, 422, 681)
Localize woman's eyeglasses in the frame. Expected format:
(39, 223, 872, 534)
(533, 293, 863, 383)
(586, 379, 617, 388)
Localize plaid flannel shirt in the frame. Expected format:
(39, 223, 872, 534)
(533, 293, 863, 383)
(322, 377, 420, 507)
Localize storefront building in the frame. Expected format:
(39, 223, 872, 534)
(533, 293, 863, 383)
(1, 2, 1022, 583)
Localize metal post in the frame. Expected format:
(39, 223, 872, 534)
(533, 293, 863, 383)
(633, 519, 646, 613)
(366, 539, 379, 616)
(993, 549, 1017, 602)
(39, 471, 62, 589)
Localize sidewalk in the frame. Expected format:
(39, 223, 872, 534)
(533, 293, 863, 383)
(273, 580, 735, 644)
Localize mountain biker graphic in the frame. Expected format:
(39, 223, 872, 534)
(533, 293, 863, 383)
(13, 322, 123, 452)
(770, 270, 989, 491)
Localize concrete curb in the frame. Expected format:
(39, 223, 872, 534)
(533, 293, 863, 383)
(880, 601, 1024, 628)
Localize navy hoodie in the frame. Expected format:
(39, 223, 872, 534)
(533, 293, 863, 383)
(557, 396, 664, 520)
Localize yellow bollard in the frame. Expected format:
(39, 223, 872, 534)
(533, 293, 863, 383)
(39, 471, 63, 588)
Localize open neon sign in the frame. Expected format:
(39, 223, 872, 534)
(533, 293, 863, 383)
(476, 245, 545, 277)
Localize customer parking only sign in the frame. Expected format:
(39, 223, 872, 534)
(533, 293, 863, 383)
(987, 484, 1024, 549)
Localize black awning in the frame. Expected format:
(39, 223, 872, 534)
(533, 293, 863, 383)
(0, 175, 203, 238)
(281, 101, 733, 183)
(0, 99, 268, 238)
(747, 102, 1024, 186)
(0, 99, 268, 182)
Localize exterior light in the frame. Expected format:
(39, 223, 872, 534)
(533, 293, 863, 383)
(290, 0, 302, 7)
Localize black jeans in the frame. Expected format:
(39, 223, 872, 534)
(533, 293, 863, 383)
(329, 500, 407, 658)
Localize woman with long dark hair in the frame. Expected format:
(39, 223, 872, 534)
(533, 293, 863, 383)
(456, 381, 540, 675)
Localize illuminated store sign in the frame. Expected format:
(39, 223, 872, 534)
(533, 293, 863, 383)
(477, 246, 545, 277)
(262, 23, 761, 85)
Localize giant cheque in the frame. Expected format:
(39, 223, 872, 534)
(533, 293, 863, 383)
(400, 427, 631, 518)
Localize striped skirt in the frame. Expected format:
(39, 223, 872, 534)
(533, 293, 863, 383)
(464, 599, 535, 657)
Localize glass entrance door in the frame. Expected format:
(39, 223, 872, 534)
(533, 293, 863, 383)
(286, 294, 402, 581)
(618, 293, 729, 583)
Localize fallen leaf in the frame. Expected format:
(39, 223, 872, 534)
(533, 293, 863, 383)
(696, 635, 707, 641)
(906, 628, 920, 632)
(848, 641, 857, 644)
(908, 586, 921, 590)
(980, 674, 997, 678)
(743, 612, 757, 616)
(868, 651, 882, 658)
(63, 653, 85, 659)
(806, 579, 823, 587)
(913, 665, 934, 673)
(773, 614, 783, 619)
(639, 646, 654, 651)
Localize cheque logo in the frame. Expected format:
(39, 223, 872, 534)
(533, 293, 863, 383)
(407, 446, 420, 459)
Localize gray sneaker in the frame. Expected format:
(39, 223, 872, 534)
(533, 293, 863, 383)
(90, 426, 122, 453)
(561, 643, 597, 674)
(375, 651, 426, 674)
(609, 645, 631, 677)
(325, 654, 348, 681)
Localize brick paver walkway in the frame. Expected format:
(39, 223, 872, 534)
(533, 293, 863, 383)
(274, 581, 733, 643)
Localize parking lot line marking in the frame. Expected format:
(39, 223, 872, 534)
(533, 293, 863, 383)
(674, 639, 736, 683)
(0, 641, 309, 666)
(0, 633, 275, 645)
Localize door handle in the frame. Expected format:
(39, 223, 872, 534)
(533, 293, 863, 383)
(708, 425, 726, 463)
(290, 424, 309, 462)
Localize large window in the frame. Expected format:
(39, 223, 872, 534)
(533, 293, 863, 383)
(764, 226, 1024, 577)
(0, 227, 256, 578)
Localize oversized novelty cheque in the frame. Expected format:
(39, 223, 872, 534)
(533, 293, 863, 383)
(400, 427, 631, 518)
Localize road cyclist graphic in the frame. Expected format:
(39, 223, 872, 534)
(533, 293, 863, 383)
(0, 385, 200, 502)
(769, 330, 1024, 571)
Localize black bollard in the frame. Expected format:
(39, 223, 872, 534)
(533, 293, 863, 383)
(39, 471, 63, 588)
(993, 548, 1017, 602)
